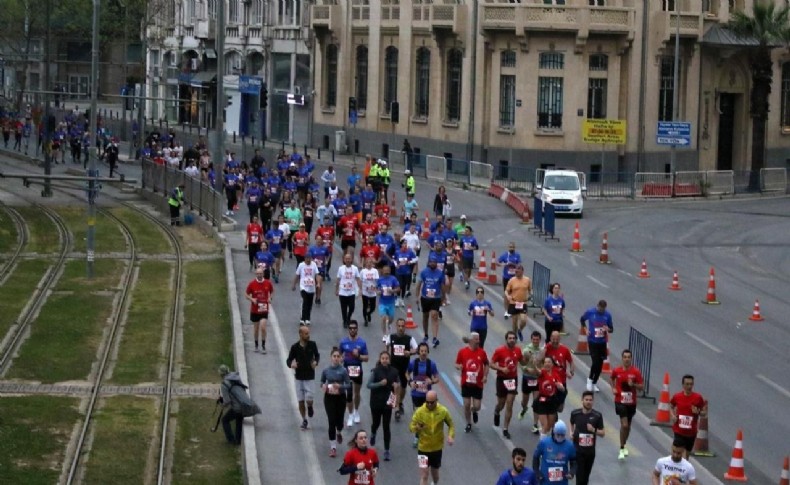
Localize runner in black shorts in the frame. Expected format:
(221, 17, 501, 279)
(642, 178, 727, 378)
(385, 318, 418, 420)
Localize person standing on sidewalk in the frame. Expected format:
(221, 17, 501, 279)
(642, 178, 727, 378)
(168, 184, 185, 226)
(579, 299, 613, 392)
(286, 326, 320, 430)
(321, 347, 351, 457)
(669, 374, 708, 460)
(292, 252, 319, 325)
(569, 391, 605, 485)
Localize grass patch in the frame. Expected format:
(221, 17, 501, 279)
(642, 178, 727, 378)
(0, 207, 18, 253)
(57, 258, 123, 292)
(176, 225, 222, 255)
(81, 396, 157, 485)
(181, 260, 233, 383)
(109, 207, 172, 254)
(0, 396, 80, 485)
(15, 207, 61, 254)
(111, 261, 173, 384)
(171, 398, 242, 485)
(0, 259, 51, 339)
(8, 260, 124, 382)
(53, 206, 126, 254)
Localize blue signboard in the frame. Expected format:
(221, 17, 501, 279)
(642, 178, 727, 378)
(349, 110, 358, 126)
(239, 76, 263, 95)
(656, 121, 691, 146)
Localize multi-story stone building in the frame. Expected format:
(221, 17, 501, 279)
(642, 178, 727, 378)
(309, 0, 790, 174)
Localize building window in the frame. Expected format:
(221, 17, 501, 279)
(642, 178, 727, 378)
(589, 54, 608, 71)
(587, 78, 607, 119)
(415, 47, 431, 118)
(543, 0, 566, 4)
(279, 0, 299, 25)
(252, 0, 265, 24)
(384, 46, 398, 114)
(184, 0, 195, 22)
(500, 75, 516, 127)
(589, 0, 605, 6)
(501, 50, 516, 68)
(446, 48, 463, 122)
(228, 0, 240, 23)
(356, 46, 368, 111)
(225, 51, 242, 75)
(781, 63, 790, 128)
(539, 52, 564, 70)
(208, 0, 216, 19)
(658, 56, 680, 121)
(662, 0, 675, 11)
(325, 44, 338, 108)
(537, 77, 563, 129)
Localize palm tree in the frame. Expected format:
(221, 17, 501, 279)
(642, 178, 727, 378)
(729, 0, 790, 190)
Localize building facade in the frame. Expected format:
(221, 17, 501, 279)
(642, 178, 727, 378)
(309, 0, 790, 174)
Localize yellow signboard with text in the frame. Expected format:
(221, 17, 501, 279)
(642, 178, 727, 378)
(582, 119, 626, 145)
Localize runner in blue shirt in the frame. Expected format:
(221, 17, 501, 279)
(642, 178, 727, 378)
(349, 191, 362, 217)
(496, 447, 538, 485)
(579, 299, 613, 392)
(283, 177, 297, 194)
(308, 237, 330, 280)
(468, 286, 494, 349)
(498, 242, 522, 319)
(459, 227, 479, 289)
(394, 240, 418, 304)
(360, 184, 377, 218)
(332, 193, 349, 215)
(254, 242, 276, 279)
(347, 167, 361, 194)
(265, 221, 285, 283)
(276, 157, 290, 175)
(376, 265, 400, 342)
(542, 282, 566, 342)
(532, 420, 576, 485)
(426, 225, 445, 249)
(441, 219, 458, 247)
(339, 321, 369, 426)
(246, 181, 263, 223)
(416, 259, 446, 348)
(374, 226, 397, 262)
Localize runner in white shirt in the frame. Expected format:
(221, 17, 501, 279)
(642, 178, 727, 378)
(652, 439, 697, 485)
(401, 225, 421, 285)
(293, 253, 319, 325)
(359, 257, 380, 328)
(335, 253, 362, 328)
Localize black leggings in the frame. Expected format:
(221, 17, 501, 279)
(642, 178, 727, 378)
(339, 294, 356, 327)
(575, 452, 595, 485)
(226, 190, 237, 211)
(589, 341, 607, 383)
(397, 273, 412, 296)
(324, 394, 346, 441)
(544, 319, 563, 343)
(248, 204, 259, 222)
(370, 406, 393, 450)
(301, 290, 315, 321)
(362, 295, 376, 324)
(248, 243, 260, 267)
(304, 217, 314, 234)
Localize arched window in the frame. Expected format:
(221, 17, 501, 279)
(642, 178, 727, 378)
(445, 48, 463, 122)
(356, 46, 369, 111)
(325, 44, 338, 108)
(225, 51, 242, 75)
(415, 48, 431, 118)
(384, 46, 399, 114)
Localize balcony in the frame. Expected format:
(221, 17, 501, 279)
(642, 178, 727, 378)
(311, 4, 343, 33)
(381, 5, 400, 33)
(652, 10, 704, 47)
(194, 19, 215, 40)
(413, 4, 468, 37)
(480, 0, 635, 41)
(351, 5, 370, 30)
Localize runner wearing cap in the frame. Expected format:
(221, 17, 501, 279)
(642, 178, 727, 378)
(533, 420, 576, 485)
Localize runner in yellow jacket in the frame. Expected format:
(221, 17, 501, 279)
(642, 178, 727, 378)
(409, 390, 455, 485)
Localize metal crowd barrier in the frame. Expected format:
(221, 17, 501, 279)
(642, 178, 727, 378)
(469, 161, 493, 189)
(674, 171, 705, 197)
(425, 155, 447, 182)
(628, 326, 656, 403)
(530, 261, 551, 315)
(706, 170, 735, 195)
(635, 172, 674, 198)
(760, 167, 787, 192)
(141, 158, 223, 226)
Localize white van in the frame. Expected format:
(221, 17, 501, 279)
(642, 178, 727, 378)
(536, 169, 586, 217)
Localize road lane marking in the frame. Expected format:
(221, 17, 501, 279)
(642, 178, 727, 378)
(757, 374, 790, 399)
(617, 269, 632, 277)
(631, 301, 661, 317)
(486, 238, 494, 244)
(570, 254, 578, 267)
(508, 228, 517, 234)
(586, 275, 609, 288)
(440, 371, 464, 407)
(684, 331, 722, 353)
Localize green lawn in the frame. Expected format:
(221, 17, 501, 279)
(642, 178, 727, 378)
(0, 206, 18, 253)
(53, 207, 126, 254)
(0, 259, 51, 341)
(15, 207, 61, 254)
(109, 207, 173, 254)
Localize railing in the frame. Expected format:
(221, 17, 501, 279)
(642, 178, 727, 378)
(706, 170, 734, 195)
(469, 161, 493, 189)
(141, 158, 224, 227)
(425, 155, 447, 182)
(760, 167, 787, 192)
(635, 172, 674, 198)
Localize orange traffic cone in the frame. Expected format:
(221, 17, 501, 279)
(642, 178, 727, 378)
(651, 372, 671, 426)
(638, 259, 651, 278)
(421, 212, 430, 239)
(703, 267, 721, 305)
(573, 326, 589, 355)
(570, 222, 583, 252)
(598, 232, 611, 264)
(723, 429, 748, 482)
(476, 250, 487, 280)
(779, 456, 789, 485)
(600, 340, 611, 374)
(748, 299, 764, 321)
(668, 271, 682, 290)
(487, 251, 498, 285)
(692, 414, 716, 457)
(390, 192, 398, 217)
(405, 305, 417, 329)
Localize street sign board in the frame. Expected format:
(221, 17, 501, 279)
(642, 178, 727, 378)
(656, 121, 691, 146)
(287, 93, 304, 106)
(349, 110, 358, 125)
(582, 119, 626, 144)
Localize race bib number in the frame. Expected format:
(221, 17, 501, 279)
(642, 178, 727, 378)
(514, 301, 524, 310)
(548, 467, 564, 482)
(678, 415, 693, 429)
(578, 433, 594, 447)
(463, 243, 472, 250)
(398, 257, 408, 266)
(508, 267, 516, 275)
(249, 195, 258, 203)
(348, 366, 361, 377)
(272, 237, 280, 244)
(594, 326, 606, 338)
(418, 455, 429, 469)
(503, 379, 516, 391)
(473, 307, 486, 316)
(256, 302, 268, 313)
(436, 262, 445, 270)
(345, 228, 354, 237)
(305, 209, 313, 217)
(327, 383, 341, 395)
(620, 391, 634, 404)
(393, 344, 405, 356)
(353, 470, 370, 484)
(250, 234, 260, 243)
(303, 277, 315, 287)
(426, 288, 436, 298)
(381, 286, 392, 296)
(379, 244, 388, 252)
(446, 255, 454, 264)
(342, 281, 353, 291)
(466, 371, 478, 384)
(527, 378, 538, 387)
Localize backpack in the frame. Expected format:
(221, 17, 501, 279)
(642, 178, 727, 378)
(225, 381, 262, 417)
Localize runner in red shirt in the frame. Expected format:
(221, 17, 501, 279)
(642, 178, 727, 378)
(359, 213, 378, 242)
(534, 355, 565, 437)
(339, 430, 380, 484)
(244, 267, 274, 354)
(670, 374, 707, 459)
(609, 349, 644, 460)
(360, 235, 382, 264)
(490, 331, 523, 439)
(315, 218, 335, 279)
(455, 332, 489, 433)
(338, 207, 361, 253)
(373, 207, 390, 232)
(543, 330, 575, 413)
(244, 215, 264, 270)
(374, 202, 390, 221)
(292, 223, 310, 264)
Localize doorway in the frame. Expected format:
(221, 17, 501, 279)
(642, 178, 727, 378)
(716, 93, 736, 170)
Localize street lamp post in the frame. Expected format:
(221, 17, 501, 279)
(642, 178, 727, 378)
(86, 0, 101, 278)
(670, 3, 680, 196)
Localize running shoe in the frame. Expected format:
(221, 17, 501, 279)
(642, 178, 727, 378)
(384, 450, 391, 461)
(423, 334, 429, 343)
(504, 312, 510, 320)
(370, 434, 376, 446)
(532, 424, 539, 434)
(315, 298, 321, 305)
(301, 419, 308, 430)
(329, 447, 336, 458)
(274, 274, 279, 283)
(472, 411, 479, 424)
(503, 429, 511, 439)
(353, 411, 361, 423)
(618, 448, 627, 460)
(432, 338, 440, 348)
(307, 405, 314, 418)
(518, 408, 527, 420)
(305, 320, 311, 326)
(412, 436, 418, 448)
(517, 329, 523, 342)
(464, 424, 472, 433)
(494, 413, 501, 427)
(261, 346, 267, 355)
(623, 447, 629, 457)
(346, 415, 354, 428)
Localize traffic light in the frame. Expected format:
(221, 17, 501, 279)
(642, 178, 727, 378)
(349, 96, 357, 113)
(260, 86, 268, 110)
(390, 101, 399, 124)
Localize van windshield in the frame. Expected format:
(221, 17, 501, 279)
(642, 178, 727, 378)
(544, 175, 579, 191)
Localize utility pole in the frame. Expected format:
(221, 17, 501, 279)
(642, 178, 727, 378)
(212, 0, 226, 189)
(670, 4, 680, 196)
(42, 0, 52, 197)
(87, 0, 101, 278)
(135, 18, 147, 159)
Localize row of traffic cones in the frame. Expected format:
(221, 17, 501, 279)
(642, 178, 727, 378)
(723, 431, 790, 483)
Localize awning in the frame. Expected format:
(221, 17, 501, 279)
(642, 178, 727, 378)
(205, 48, 217, 59)
(701, 24, 762, 47)
(188, 72, 216, 87)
